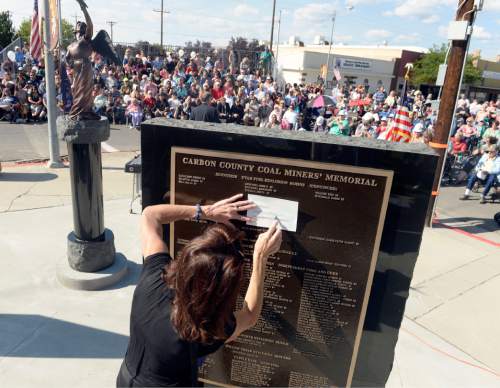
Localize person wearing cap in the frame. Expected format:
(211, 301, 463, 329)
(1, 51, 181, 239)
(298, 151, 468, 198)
(328, 111, 349, 136)
(411, 123, 425, 143)
(139, 74, 148, 91)
(263, 76, 274, 94)
(375, 116, 389, 138)
(354, 113, 374, 138)
(460, 145, 500, 204)
(243, 93, 259, 126)
(120, 78, 132, 96)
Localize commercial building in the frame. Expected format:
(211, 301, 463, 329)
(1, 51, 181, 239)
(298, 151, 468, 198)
(274, 42, 427, 93)
(468, 55, 500, 101)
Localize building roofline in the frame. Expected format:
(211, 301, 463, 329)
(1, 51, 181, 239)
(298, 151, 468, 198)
(276, 44, 429, 54)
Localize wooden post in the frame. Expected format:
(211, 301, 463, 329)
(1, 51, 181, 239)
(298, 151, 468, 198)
(427, 0, 476, 225)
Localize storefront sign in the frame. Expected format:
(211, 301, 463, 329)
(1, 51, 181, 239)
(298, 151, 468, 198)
(337, 58, 372, 71)
(482, 70, 500, 81)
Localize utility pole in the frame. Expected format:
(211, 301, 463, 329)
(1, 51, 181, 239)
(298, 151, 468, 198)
(325, 10, 337, 89)
(71, 12, 78, 26)
(427, 0, 477, 225)
(106, 21, 116, 43)
(269, 0, 277, 51)
(42, 0, 63, 168)
(153, 0, 170, 51)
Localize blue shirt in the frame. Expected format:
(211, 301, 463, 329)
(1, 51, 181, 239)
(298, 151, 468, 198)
(15, 51, 25, 64)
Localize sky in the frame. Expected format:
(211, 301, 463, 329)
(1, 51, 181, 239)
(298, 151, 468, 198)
(4, 0, 500, 59)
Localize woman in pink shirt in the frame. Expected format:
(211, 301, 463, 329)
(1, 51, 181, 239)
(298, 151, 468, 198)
(126, 98, 143, 129)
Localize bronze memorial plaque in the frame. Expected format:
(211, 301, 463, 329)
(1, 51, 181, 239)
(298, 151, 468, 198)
(169, 147, 393, 387)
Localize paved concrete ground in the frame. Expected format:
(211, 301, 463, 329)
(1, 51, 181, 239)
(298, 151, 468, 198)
(0, 122, 139, 162)
(0, 157, 499, 387)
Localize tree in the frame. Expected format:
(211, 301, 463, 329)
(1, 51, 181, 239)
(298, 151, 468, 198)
(227, 37, 265, 69)
(0, 11, 16, 48)
(60, 19, 75, 49)
(16, 19, 31, 45)
(185, 40, 213, 56)
(17, 18, 74, 49)
(412, 44, 482, 86)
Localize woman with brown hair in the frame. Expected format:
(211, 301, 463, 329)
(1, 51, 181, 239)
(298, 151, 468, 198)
(117, 194, 282, 387)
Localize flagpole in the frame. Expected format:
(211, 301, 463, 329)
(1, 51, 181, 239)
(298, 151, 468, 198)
(42, 0, 64, 168)
(58, 0, 63, 51)
(325, 10, 336, 92)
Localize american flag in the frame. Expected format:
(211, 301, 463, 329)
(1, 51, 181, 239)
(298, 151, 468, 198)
(333, 66, 342, 81)
(391, 106, 412, 142)
(390, 75, 412, 143)
(30, 0, 42, 62)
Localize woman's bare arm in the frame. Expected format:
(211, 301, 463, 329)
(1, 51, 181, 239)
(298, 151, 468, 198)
(227, 222, 282, 342)
(141, 194, 255, 258)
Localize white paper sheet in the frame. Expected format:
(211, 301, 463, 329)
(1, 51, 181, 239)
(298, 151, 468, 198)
(246, 194, 299, 232)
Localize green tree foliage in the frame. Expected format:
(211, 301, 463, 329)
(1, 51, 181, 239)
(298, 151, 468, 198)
(185, 40, 212, 51)
(60, 19, 75, 48)
(412, 44, 482, 85)
(0, 11, 16, 48)
(227, 37, 265, 69)
(17, 18, 74, 49)
(16, 19, 31, 45)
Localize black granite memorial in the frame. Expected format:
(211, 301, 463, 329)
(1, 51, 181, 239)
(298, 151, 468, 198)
(141, 119, 438, 387)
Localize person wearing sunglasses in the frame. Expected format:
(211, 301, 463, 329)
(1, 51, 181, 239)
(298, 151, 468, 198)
(117, 194, 282, 387)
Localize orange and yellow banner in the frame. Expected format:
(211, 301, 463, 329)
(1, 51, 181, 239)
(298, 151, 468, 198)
(48, 0, 60, 50)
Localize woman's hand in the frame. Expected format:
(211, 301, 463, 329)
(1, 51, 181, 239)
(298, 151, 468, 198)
(202, 194, 255, 225)
(253, 221, 282, 261)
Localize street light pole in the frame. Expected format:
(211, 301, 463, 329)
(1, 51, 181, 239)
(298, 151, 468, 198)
(42, 0, 63, 168)
(325, 10, 337, 89)
(160, 0, 163, 48)
(270, 0, 277, 50)
(274, 9, 282, 79)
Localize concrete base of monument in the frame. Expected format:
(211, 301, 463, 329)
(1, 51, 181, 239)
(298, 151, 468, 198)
(56, 253, 128, 291)
(67, 229, 116, 272)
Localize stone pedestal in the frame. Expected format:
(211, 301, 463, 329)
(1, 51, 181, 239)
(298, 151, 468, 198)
(57, 116, 125, 289)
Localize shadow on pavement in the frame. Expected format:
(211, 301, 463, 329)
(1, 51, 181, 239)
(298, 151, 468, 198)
(0, 172, 58, 182)
(101, 255, 142, 291)
(434, 216, 499, 234)
(0, 314, 128, 358)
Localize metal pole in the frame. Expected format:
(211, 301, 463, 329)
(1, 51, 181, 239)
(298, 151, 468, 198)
(164, 10, 169, 48)
(57, 0, 63, 49)
(106, 21, 116, 43)
(42, 0, 63, 168)
(274, 9, 282, 79)
(426, 0, 476, 225)
(270, 0, 276, 50)
(160, 0, 164, 49)
(325, 10, 336, 88)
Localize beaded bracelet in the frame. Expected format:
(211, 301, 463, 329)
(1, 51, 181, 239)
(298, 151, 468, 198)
(194, 203, 203, 222)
